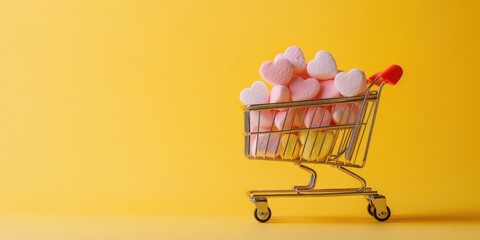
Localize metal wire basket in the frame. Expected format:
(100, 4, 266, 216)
(243, 65, 403, 223)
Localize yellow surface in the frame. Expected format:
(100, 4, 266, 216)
(0, 215, 479, 240)
(0, 0, 480, 233)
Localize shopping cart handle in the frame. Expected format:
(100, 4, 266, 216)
(368, 65, 403, 86)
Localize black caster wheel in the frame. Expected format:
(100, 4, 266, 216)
(373, 206, 391, 222)
(254, 207, 272, 223)
(367, 204, 374, 216)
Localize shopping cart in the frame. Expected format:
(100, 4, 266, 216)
(243, 65, 403, 223)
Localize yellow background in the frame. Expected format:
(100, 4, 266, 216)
(1, 0, 480, 238)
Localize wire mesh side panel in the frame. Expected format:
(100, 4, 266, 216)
(329, 99, 378, 167)
(244, 95, 379, 168)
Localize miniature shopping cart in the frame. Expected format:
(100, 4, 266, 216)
(243, 65, 403, 223)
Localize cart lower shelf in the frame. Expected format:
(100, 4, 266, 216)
(247, 164, 391, 223)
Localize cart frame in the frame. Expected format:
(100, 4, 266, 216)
(243, 75, 396, 222)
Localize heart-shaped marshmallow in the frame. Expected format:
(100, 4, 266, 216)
(281, 134, 301, 160)
(306, 50, 338, 80)
(304, 107, 332, 128)
(317, 80, 340, 99)
(332, 103, 359, 125)
(275, 46, 306, 74)
(240, 81, 269, 105)
(250, 110, 274, 132)
(298, 130, 335, 161)
(269, 85, 290, 104)
(274, 107, 305, 130)
(290, 76, 321, 101)
(334, 68, 367, 97)
(295, 69, 312, 79)
(260, 58, 293, 86)
(250, 131, 281, 158)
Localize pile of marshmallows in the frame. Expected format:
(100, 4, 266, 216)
(240, 46, 368, 160)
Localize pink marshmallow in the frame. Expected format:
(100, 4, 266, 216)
(275, 46, 306, 74)
(307, 51, 338, 80)
(334, 68, 367, 97)
(250, 131, 281, 158)
(269, 85, 291, 104)
(317, 80, 340, 99)
(304, 107, 332, 128)
(250, 110, 274, 132)
(240, 81, 269, 105)
(289, 76, 321, 101)
(332, 103, 360, 125)
(274, 108, 305, 130)
(259, 58, 293, 86)
(295, 70, 312, 80)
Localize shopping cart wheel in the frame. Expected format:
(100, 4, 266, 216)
(367, 204, 374, 216)
(373, 206, 391, 222)
(254, 207, 272, 223)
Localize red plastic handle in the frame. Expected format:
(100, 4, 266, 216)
(368, 65, 403, 86)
